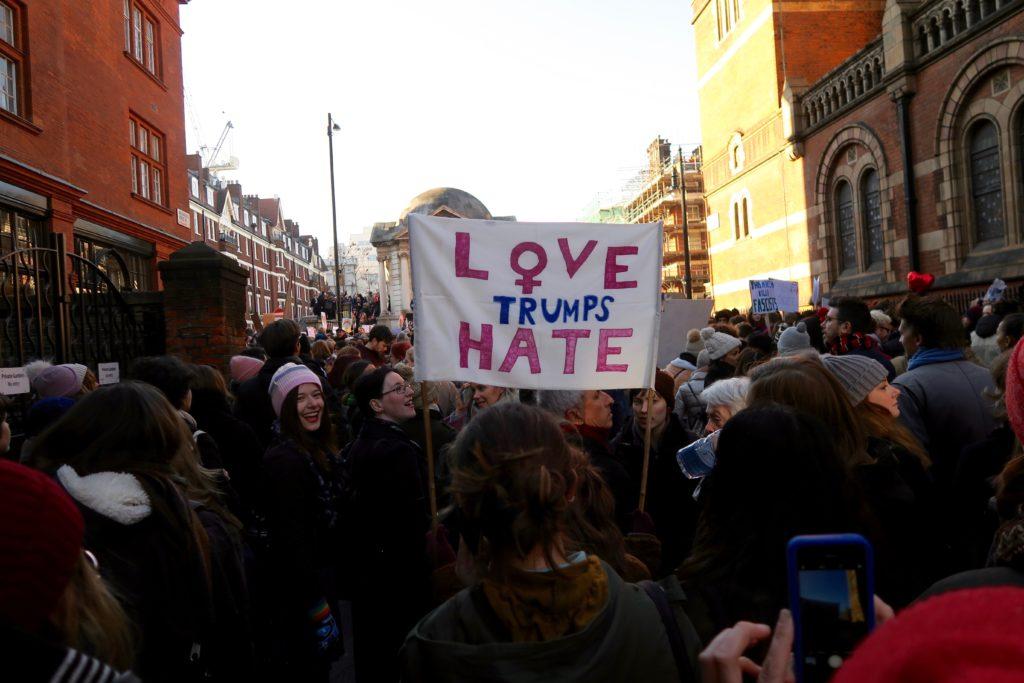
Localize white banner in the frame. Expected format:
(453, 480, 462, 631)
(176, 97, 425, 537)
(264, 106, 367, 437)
(410, 215, 662, 390)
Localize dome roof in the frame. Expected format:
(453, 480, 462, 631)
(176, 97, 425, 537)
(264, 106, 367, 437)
(398, 187, 492, 225)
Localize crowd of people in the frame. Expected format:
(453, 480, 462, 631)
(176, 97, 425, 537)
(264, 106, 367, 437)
(310, 291, 383, 330)
(4, 291, 1024, 682)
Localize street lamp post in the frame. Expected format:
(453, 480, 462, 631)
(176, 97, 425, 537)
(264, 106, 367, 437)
(678, 145, 694, 299)
(327, 113, 343, 328)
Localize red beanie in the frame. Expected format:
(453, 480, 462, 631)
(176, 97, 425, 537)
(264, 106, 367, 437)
(834, 587, 1024, 683)
(0, 459, 84, 632)
(1007, 338, 1024, 444)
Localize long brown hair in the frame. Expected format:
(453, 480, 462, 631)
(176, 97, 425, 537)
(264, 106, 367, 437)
(28, 382, 218, 588)
(855, 402, 929, 466)
(448, 401, 573, 581)
(279, 384, 336, 471)
(51, 553, 136, 670)
(748, 357, 869, 466)
(564, 447, 629, 577)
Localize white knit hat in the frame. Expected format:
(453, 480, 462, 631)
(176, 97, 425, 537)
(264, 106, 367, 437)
(700, 327, 741, 361)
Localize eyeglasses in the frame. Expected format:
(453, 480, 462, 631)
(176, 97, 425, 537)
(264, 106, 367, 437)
(380, 382, 414, 397)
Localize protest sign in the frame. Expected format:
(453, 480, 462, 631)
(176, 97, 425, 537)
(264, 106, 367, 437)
(409, 214, 662, 390)
(657, 298, 715, 367)
(749, 278, 800, 314)
(97, 362, 120, 385)
(0, 367, 29, 395)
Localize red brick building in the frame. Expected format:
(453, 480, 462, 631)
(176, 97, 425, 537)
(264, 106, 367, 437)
(795, 0, 1024, 306)
(187, 157, 330, 323)
(0, 0, 191, 289)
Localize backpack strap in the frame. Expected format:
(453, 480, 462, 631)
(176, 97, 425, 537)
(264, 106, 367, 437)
(640, 580, 698, 683)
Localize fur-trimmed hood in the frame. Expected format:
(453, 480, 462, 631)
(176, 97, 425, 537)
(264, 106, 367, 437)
(56, 465, 151, 525)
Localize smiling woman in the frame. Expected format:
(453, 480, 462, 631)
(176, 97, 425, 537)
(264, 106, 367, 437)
(261, 362, 345, 681)
(347, 365, 433, 681)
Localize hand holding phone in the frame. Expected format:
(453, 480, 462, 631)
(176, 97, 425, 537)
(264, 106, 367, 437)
(787, 534, 876, 683)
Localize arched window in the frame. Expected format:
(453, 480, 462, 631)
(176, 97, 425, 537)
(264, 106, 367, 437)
(861, 170, 883, 267)
(733, 201, 741, 240)
(835, 181, 857, 273)
(741, 196, 750, 237)
(969, 120, 1004, 244)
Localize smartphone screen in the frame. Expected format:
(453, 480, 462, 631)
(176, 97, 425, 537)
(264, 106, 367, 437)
(791, 539, 874, 683)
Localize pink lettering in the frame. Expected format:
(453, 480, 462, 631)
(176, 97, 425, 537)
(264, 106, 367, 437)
(604, 246, 639, 289)
(596, 328, 632, 372)
(455, 232, 489, 280)
(552, 329, 591, 374)
(510, 242, 547, 294)
(459, 322, 493, 370)
(498, 328, 541, 374)
(557, 238, 598, 279)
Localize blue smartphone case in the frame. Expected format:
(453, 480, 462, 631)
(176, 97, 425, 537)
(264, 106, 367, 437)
(787, 533, 876, 683)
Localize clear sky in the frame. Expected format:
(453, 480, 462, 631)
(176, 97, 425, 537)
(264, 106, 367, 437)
(180, 0, 701, 249)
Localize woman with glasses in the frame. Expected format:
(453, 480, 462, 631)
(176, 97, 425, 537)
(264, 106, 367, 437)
(262, 363, 345, 681)
(348, 366, 432, 682)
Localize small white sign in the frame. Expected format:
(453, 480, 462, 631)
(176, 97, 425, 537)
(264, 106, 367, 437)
(0, 367, 30, 395)
(749, 278, 801, 314)
(177, 209, 191, 228)
(98, 362, 120, 385)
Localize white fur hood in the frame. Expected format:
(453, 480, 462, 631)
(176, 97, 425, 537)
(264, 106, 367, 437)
(57, 465, 152, 525)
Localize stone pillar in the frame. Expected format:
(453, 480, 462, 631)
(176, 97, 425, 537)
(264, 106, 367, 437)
(377, 256, 388, 304)
(399, 250, 413, 313)
(158, 241, 249, 374)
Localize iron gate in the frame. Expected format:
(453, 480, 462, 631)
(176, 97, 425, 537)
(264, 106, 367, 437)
(0, 233, 144, 369)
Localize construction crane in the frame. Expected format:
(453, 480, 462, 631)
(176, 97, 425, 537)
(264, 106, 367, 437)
(206, 121, 238, 172)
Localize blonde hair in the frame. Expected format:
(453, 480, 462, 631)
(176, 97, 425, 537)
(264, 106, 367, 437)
(52, 553, 136, 670)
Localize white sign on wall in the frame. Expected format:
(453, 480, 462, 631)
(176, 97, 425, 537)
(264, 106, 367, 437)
(0, 367, 30, 395)
(98, 362, 120, 385)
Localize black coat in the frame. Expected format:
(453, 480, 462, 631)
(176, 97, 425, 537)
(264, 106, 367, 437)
(858, 437, 943, 607)
(565, 427, 634, 533)
(402, 408, 457, 508)
(347, 418, 432, 683)
(233, 356, 299, 449)
(262, 437, 345, 608)
(260, 436, 346, 672)
(612, 414, 700, 576)
(73, 475, 212, 683)
(191, 395, 264, 519)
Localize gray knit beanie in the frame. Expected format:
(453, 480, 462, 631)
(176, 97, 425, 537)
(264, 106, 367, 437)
(778, 322, 811, 357)
(700, 326, 741, 361)
(684, 329, 704, 357)
(821, 354, 889, 406)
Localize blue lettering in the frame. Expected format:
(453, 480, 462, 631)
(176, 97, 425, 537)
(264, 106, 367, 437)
(519, 298, 537, 325)
(541, 298, 563, 323)
(582, 295, 599, 321)
(595, 295, 615, 322)
(493, 295, 516, 325)
(563, 299, 580, 323)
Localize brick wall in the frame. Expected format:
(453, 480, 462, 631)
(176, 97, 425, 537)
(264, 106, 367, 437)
(0, 0, 190, 260)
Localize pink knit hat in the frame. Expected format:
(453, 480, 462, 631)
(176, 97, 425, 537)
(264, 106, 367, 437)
(230, 355, 264, 383)
(268, 363, 321, 417)
(32, 365, 82, 398)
